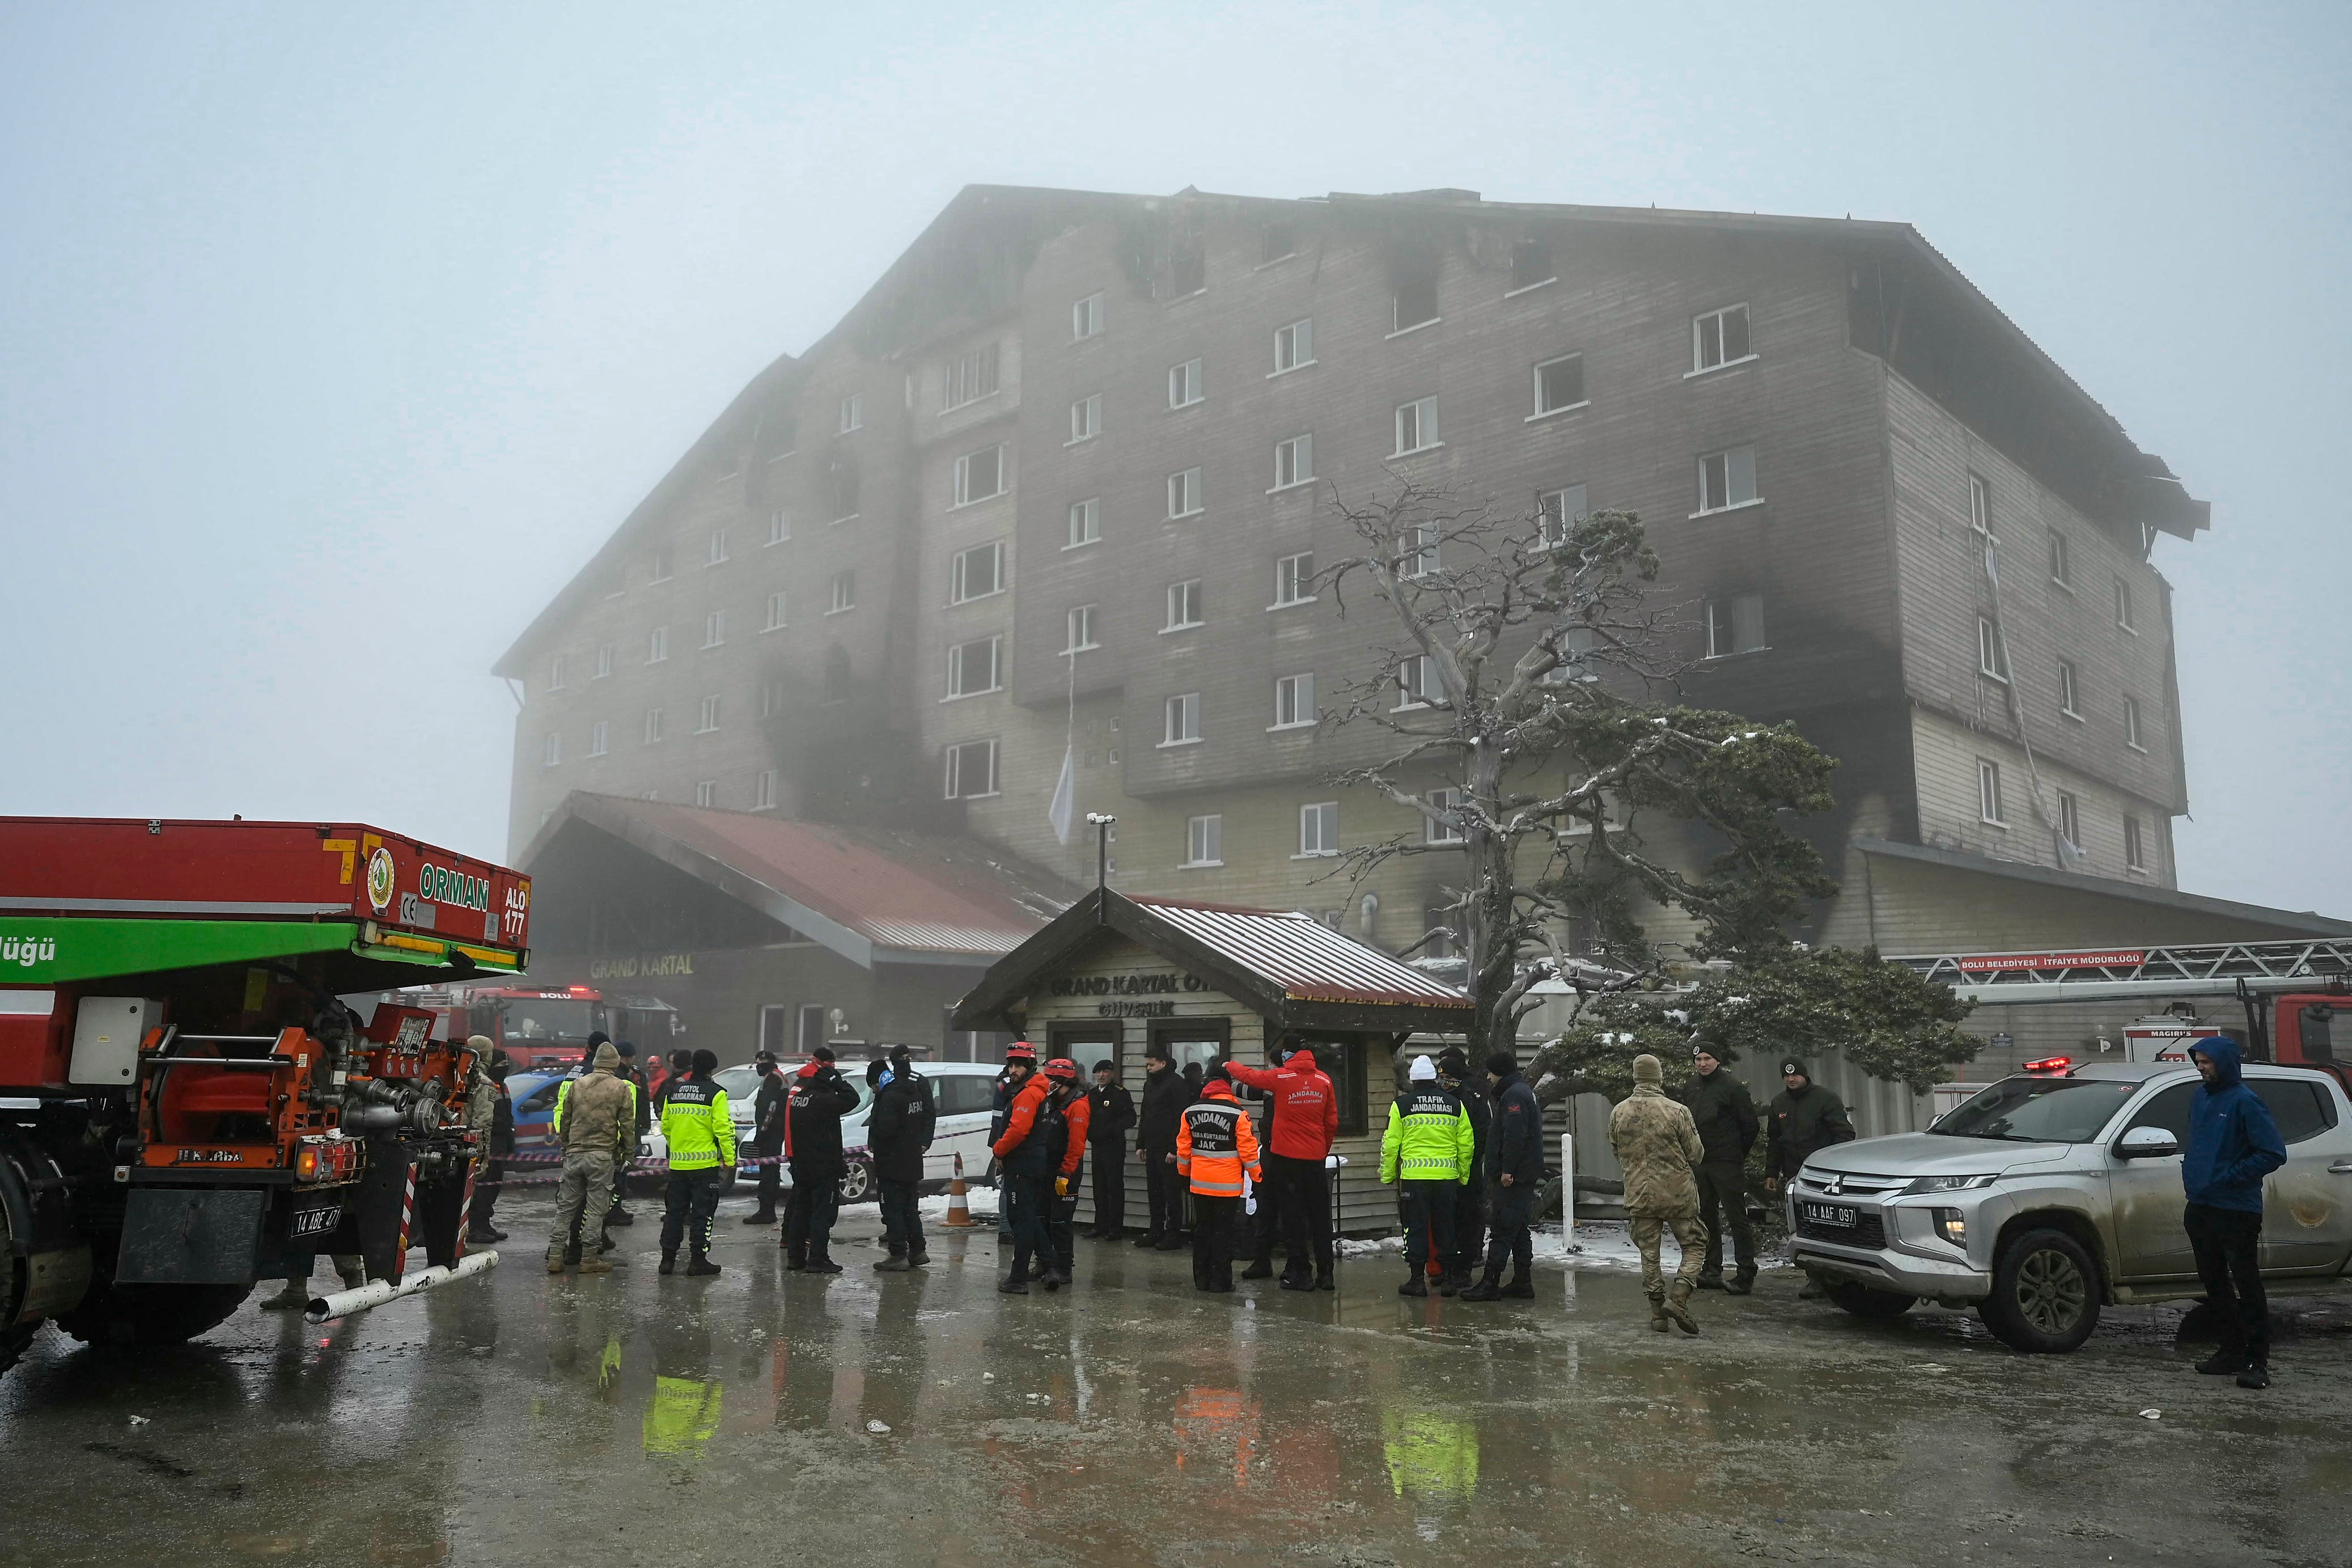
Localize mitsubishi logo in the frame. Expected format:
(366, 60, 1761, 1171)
(1824, 1173, 1845, 1196)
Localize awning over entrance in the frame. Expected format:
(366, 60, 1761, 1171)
(952, 888, 1473, 1035)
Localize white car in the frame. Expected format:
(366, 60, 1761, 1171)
(645, 1061, 1002, 1203)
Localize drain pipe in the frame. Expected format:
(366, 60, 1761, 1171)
(306, 1248, 498, 1322)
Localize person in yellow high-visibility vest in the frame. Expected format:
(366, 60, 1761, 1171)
(658, 1049, 736, 1277)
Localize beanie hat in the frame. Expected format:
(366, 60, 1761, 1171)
(812, 1045, 837, 1063)
(1780, 1058, 1808, 1080)
(1692, 1042, 1715, 1062)
(591, 1042, 621, 1071)
(1436, 1047, 1468, 1078)
(1485, 1049, 1517, 1077)
(616, 1040, 637, 1058)
(1204, 1062, 1231, 1085)
(691, 1048, 719, 1073)
(1632, 1053, 1663, 1086)
(1409, 1055, 1438, 1082)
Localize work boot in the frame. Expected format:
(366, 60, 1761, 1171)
(1154, 1234, 1185, 1252)
(1798, 1275, 1828, 1301)
(545, 1256, 567, 1275)
(1459, 1276, 1502, 1303)
(1666, 1279, 1701, 1336)
(1726, 1267, 1757, 1296)
(741, 1210, 777, 1226)
(1398, 1275, 1429, 1298)
(1649, 1297, 1671, 1332)
(1241, 1260, 1274, 1281)
(659, 1252, 676, 1275)
(1316, 1272, 1336, 1292)
(466, 1231, 500, 1246)
(1697, 1272, 1727, 1291)
(999, 1273, 1031, 1294)
(1500, 1275, 1536, 1299)
(2236, 1362, 2271, 1390)
(785, 1249, 807, 1272)
(578, 1257, 613, 1275)
(605, 1207, 635, 1227)
(260, 1281, 308, 1311)
(2195, 1350, 2246, 1376)
(908, 1250, 931, 1268)
(874, 1255, 913, 1272)
(1040, 1268, 1066, 1292)
(685, 1256, 721, 1277)
(1134, 1231, 1162, 1249)
(808, 1256, 844, 1275)
(596, 1232, 617, 1255)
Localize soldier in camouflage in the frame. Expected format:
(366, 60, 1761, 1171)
(1608, 1053, 1706, 1335)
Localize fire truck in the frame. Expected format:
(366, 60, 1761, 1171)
(1, 817, 532, 1378)
(391, 982, 683, 1073)
(1894, 938, 2352, 1089)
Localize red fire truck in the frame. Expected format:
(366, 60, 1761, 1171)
(391, 982, 684, 1073)
(1, 816, 531, 1376)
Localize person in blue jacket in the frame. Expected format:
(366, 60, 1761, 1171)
(2181, 1036, 2286, 1389)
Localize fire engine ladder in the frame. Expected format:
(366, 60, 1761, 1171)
(1889, 938, 2352, 1005)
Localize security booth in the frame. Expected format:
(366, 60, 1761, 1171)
(950, 889, 1474, 1235)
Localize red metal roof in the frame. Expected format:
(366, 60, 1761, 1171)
(1127, 894, 1471, 1010)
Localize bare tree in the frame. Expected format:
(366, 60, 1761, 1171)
(1319, 478, 1838, 1097)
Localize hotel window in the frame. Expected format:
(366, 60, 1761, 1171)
(642, 707, 663, 744)
(830, 458, 860, 521)
(646, 626, 669, 663)
(594, 645, 613, 679)
(1396, 654, 1439, 709)
(2058, 659, 2082, 718)
(1273, 317, 1313, 373)
(695, 779, 717, 807)
(1272, 552, 1315, 607)
(1977, 616, 2008, 680)
(1071, 292, 1104, 340)
(1697, 446, 1759, 512)
(696, 694, 720, 734)
(1167, 467, 1203, 519)
(950, 541, 1003, 604)
(943, 739, 999, 800)
(1392, 276, 1439, 333)
(707, 528, 729, 566)
(828, 570, 855, 614)
(702, 609, 726, 649)
(1067, 497, 1100, 548)
(1068, 394, 1101, 444)
(767, 508, 791, 546)
(1273, 672, 1316, 730)
(1261, 223, 1295, 265)
(1393, 396, 1439, 455)
(753, 769, 778, 811)
(838, 393, 862, 433)
(1539, 484, 1587, 547)
(2049, 531, 2073, 588)
(1065, 605, 1099, 654)
(588, 721, 608, 758)
(1692, 303, 1751, 371)
(1273, 433, 1313, 489)
(1705, 595, 1768, 658)
(1397, 526, 1438, 579)
(2124, 813, 2147, 871)
(1978, 758, 2005, 825)
(2057, 791, 2080, 852)
(1165, 578, 1203, 630)
(542, 732, 561, 767)
(549, 656, 566, 692)
(1168, 359, 1203, 408)
(946, 637, 1002, 698)
(651, 547, 673, 583)
(943, 344, 999, 409)
(1510, 238, 1553, 293)
(1425, 787, 1466, 844)
(1298, 801, 1339, 857)
(1184, 813, 1223, 867)
(2125, 696, 2147, 751)
(1162, 692, 1201, 745)
(1168, 242, 1205, 296)
(1532, 354, 1586, 415)
(953, 443, 1005, 507)
(2114, 577, 2137, 633)
(758, 681, 784, 719)
(763, 591, 788, 632)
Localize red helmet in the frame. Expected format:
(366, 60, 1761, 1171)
(1003, 1041, 1037, 1063)
(1042, 1057, 1079, 1082)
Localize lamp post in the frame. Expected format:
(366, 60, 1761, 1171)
(1085, 813, 1117, 905)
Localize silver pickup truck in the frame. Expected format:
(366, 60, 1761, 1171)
(1788, 1060, 2352, 1351)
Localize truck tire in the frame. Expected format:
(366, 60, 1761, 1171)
(1827, 1281, 1917, 1320)
(54, 1282, 254, 1350)
(1980, 1227, 2100, 1353)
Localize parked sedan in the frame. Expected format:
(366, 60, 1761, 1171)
(1789, 1059, 2352, 1352)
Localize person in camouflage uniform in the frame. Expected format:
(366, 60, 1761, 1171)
(1608, 1053, 1706, 1335)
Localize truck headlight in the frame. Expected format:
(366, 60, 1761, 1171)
(1902, 1173, 1997, 1195)
(1933, 1208, 1967, 1247)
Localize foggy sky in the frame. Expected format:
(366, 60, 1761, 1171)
(3, 2, 2346, 919)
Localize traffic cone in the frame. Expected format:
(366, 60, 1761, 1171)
(942, 1154, 974, 1229)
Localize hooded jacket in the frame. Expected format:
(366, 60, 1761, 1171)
(783, 1062, 859, 1176)
(1487, 1070, 1544, 1188)
(1226, 1049, 1339, 1161)
(2181, 1036, 2288, 1214)
(1176, 1079, 1262, 1196)
(1137, 1063, 1196, 1151)
(1765, 1079, 1855, 1179)
(865, 1065, 936, 1184)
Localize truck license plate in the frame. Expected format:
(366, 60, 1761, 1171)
(289, 1204, 342, 1239)
(1800, 1201, 1858, 1229)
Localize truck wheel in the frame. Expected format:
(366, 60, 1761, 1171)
(1828, 1281, 1917, 1320)
(836, 1158, 873, 1206)
(1980, 1228, 2100, 1353)
(54, 1282, 254, 1350)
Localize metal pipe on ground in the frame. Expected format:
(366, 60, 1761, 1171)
(305, 1249, 498, 1322)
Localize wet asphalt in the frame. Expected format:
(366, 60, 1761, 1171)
(3, 1188, 2348, 1568)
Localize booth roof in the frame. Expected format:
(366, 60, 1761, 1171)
(1125, 895, 1471, 1009)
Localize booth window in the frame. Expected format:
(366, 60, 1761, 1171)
(1288, 1032, 1371, 1136)
(1151, 1017, 1230, 1087)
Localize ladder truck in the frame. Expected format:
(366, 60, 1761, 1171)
(1, 816, 532, 1378)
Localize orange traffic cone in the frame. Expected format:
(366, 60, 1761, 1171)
(942, 1154, 974, 1229)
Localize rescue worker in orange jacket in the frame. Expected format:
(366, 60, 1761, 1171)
(989, 1044, 1053, 1294)
(1176, 1063, 1263, 1292)
(1041, 1057, 1092, 1287)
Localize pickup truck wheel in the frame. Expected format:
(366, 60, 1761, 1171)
(54, 1282, 254, 1349)
(836, 1158, 874, 1206)
(1981, 1228, 2100, 1353)
(1827, 1281, 1917, 1320)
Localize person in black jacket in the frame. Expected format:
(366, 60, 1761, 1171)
(468, 1050, 518, 1243)
(1438, 1047, 1491, 1295)
(1461, 1050, 1542, 1301)
(741, 1052, 787, 1226)
(1134, 1045, 1194, 1250)
(1084, 1060, 1136, 1239)
(782, 1048, 859, 1274)
(1680, 1045, 1761, 1292)
(866, 1047, 936, 1270)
